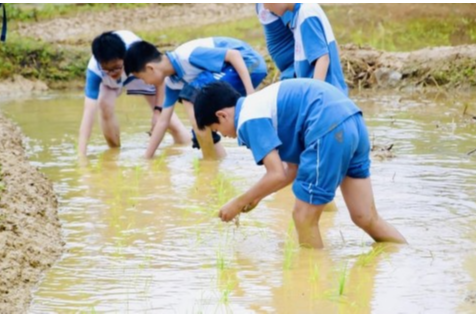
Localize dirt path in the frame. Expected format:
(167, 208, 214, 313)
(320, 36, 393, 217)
(0, 114, 63, 314)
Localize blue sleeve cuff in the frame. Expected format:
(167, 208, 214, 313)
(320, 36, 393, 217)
(84, 69, 102, 100)
(163, 85, 180, 108)
(301, 17, 329, 64)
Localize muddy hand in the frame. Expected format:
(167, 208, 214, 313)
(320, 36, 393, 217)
(241, 198, 260, 213)
(218, 198, 244, 222)
(147, 123, 156, 137)
(147, 113, 159, 136)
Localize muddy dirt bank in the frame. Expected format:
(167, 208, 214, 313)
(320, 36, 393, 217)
(341, 44, 476, 89)
(0, 114, 63, 313)
(2, 44, 475, 95)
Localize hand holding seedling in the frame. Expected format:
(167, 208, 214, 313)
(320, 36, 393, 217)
(219, 197, 244, 222)
(147, 112, 160, 136)
(219, 151, 294, 222)
(241, 198, 260, 213)
(219, 197, 261, 222)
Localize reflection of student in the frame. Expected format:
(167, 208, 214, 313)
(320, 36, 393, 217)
(341, 244, 403, 313)
(187, 159, 221, 204)
(268, 244, 399, 313)
(77, 148, 177, 231)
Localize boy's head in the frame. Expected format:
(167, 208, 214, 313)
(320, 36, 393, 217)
(92, 32, 127, 80)
(263, 3, 294, 17)
(194, 81, 241, 138)
(124, 41, 164, 86)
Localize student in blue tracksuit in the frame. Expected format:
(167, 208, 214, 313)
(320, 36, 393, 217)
(264, 3, 348, 95)
(78, 30, 190, 157)
(124, 37, 267, 160)
(193, 79, 406, 248)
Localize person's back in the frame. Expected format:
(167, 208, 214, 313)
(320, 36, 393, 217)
(256, 3, 295, 80)
(165, 36, 267, 97)
(290, 3, 348, 95)
(123, 36, 267, 159)
(237, 79, 359, 164)
(194, 79, 407, 248)
(78, 30, 189, 157)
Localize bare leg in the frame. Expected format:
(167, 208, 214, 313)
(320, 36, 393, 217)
(292, 199, 326, 249)
(340, 176, 407, 244)
(78, 97, 99, 157)
(143, 95, 190, 145)
(183, 100, 226, 160)
(98, 85, 121, 148)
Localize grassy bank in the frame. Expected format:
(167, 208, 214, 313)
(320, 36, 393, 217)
(1, 4, 476, 89)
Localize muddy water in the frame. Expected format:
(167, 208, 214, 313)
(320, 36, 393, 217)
(1, 89, 475, 313)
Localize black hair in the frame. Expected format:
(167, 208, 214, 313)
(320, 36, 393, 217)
(124, 41, 162, 75)
(194, 81, 241, 130)
(91, 31, 126, 63)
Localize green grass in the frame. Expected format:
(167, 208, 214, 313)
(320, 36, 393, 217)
(2, 6, 143, 86)
(138, 16, 264, 49)
(140, 4, 476, 53)
(0, 35, 88, 82)
(430, 58, 476, 86)
(325, 5, 476, 51)
(3, 4, 476, 88)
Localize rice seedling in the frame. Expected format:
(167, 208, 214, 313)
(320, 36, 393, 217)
(216, 248, 227, 271)
(310, 262, 320, 283)
(192, 156, 200, 174)
(283, 221, 297, 270)
(152, 152, 167, 171)
(337, 262, 348, 296)
(356, 244, 387, 267)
